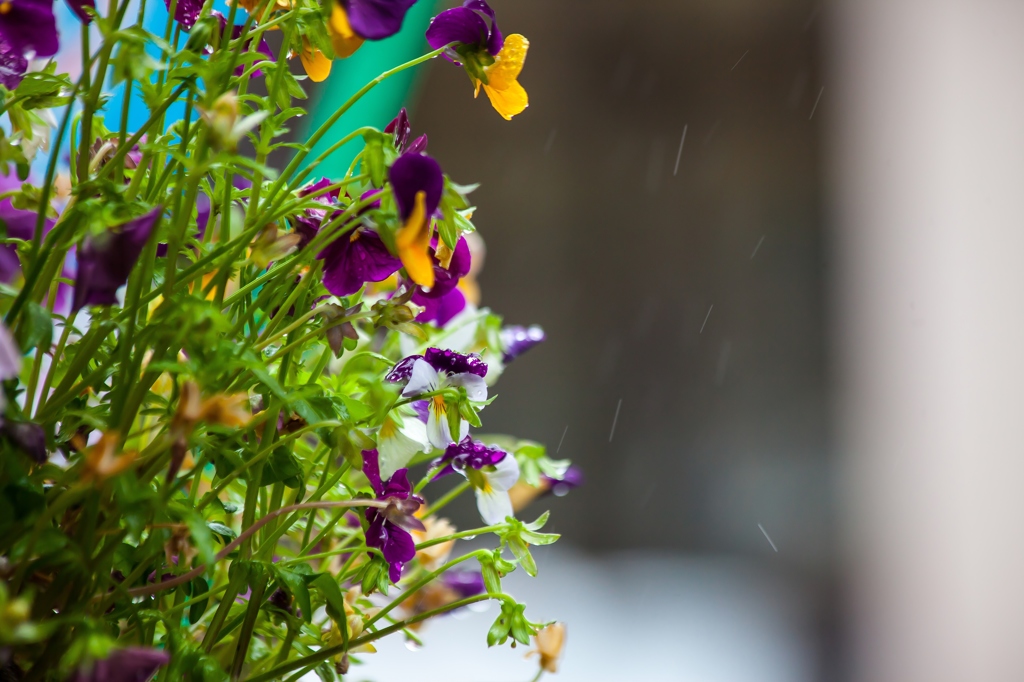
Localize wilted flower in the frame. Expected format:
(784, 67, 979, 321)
(425, 0, 529, 120)
(0, 0, 58, 58)
(83, 432, 137, 483)
(168, 381, 251, 480)
(529, 622, 566, 674)
(249, 224, 301, 268)
(434, 437, 519, 524)
(199, 91, 268, 153)
(73, 207, 162, 312)
(411, 515, 456, 571)
(328, 0, 418, 59)
(388, 348, 488, 449)
(362, 449, 425, 583)
(69, 646, 170, 682)
(385, 107, 428, 155)
(390, 153, 444, 289)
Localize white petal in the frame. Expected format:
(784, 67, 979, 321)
(426, 398, 455, 449)
(487, 454, 521, 492)
(476, 488, 514, 525)
(449, 372, 488, 402)
(403, 358, 440, 397)
(378, 415, 425, 480)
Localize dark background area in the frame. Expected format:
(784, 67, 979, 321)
(407, 0, 832, 572)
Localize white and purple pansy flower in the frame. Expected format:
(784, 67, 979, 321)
(377, 404, 431, 481)
(386, 348, 489, 450)
(433, 436, 520, 524)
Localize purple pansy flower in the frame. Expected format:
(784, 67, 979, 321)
(163, 0, 203, 29)
(362, 448, 424, 583)
(0, 39, 28, 89)
(425, 0, 502, 58)
(0, 194, 56, 283)
(64, 0, 96, 23)
(420, 236, 471, 300)
(395, 348, 487, 449)
(293, 178, 339, 247)
(69, 647, 170, 682)
(434, 436, 519, 524)
(441, 568, 486, 598)
(339, 0, 418, 41)
(412, 286, 466, 327)
(389, 153, 444, 289)
(500, 324, 545, 363)
(73, 206, 162, 312)
(542, 464, 583, 498)
(0, 0, 59, 58)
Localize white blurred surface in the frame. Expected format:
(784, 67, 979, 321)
(350, 548, 814, 682)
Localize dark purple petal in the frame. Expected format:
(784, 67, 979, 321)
(163, 0, 203, 29)
(380, 467, 413, 499)
(384, 107, 410, 150)
(543, 465, 583, 497)
(405, 134, 428, 155)
(293, 178, 338, 246)
(500, 324, 545, 363)
(73, 207, 162, 312)
(463, 0, 502, 55)
(69, 647, 170, 682)
(0, 420, 46, 463)
(389, 153, 443, 223)
(425, 6, 488, 53)
(413, 286, 465, 327)
(317, 227, 401, 297)
(423, 347, 487, 378)
(0, 39, 28, 89)
(441, 569, 485, 598)
(420, 237, 471, 299)
(0, 0, 59, 58)
(63, 0, 95, 22)
(341, 0, 417, 40)
(362, 448, 383, 496)
(385, 354, 421, 383)
(0, 195, 55, 282)
(433, 436, 507, 476)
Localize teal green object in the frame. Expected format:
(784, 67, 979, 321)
(301, 0, 443, 179)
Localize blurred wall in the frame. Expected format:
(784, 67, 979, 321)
(410, 0, 831, 570)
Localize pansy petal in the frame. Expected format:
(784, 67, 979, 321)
(300, 44, 332, 82)
(0, 0, 59, 58)
(378, 414, 429, 480)
(329, 4, 365, 58)
(487, 453, 520, 492)
(402, 358, 440, 397)
(483, 80, 528, 121)
(361, 448, 383, 496)
(424, 6, 488, 52)
(486, 33, 528, 87)
(464, 0, 503, 55)
(342, 0, 416, 40)
(448, 371, 487, 402)
(475, 488, 513, 525)
(426, 396, 456, 449)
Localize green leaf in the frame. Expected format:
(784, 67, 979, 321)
(188, 577, 210, 625)
(260, 447, 303, 488)
(206, 521, 236, 543)
(276, 567, 313, 622)
(16, 302, 52, 353)
(362, 130, 386, 188)
(312, 573, 347, 625)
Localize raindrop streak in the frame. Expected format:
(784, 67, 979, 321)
(673, 125, 688, 176)
(544, 129, 557, 155)
(809, 86, 825, 120)
(731, 49, 750, 71)
(758, 523, 779, 552)
(556, 425, 569, 453)
(700, 305, 714, 334)
(750, 235, 765, 260)
(608, 399, 623, 442)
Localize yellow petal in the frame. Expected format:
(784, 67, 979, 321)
(483, 79, 529, 120)
(395, 191, 435, 288)
(485, 34, 529, 90)
(329, 5, 365, 58)
(300, 43, 332, 83)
